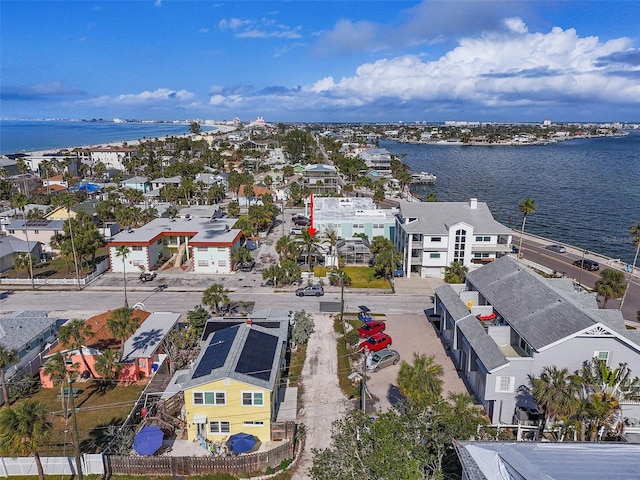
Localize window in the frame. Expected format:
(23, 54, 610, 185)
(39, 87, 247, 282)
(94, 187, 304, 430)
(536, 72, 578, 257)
(8, 230, 14, 234)
(454, 229, 467, 262)
(132, 246, 143, 251)
(594, 351, 609, 363)
(219, 260, 227, 267)
(209, 421, 230, 434)
(429, 253, 441, 259)
(519, 338, 533, 356)
(197, 260, 208, 267)
(475, 236, 491, 242)
(193, 391, 226, 405)
(132, 260, 143, 266)
(217, 247, 226, 252)
(431, 237, 441, 242)
(373, 224, 384, 229)
(473, 253, 489, 258)
(242, 392, 264, 406)
(496, 376, 515, 393)
(197, 247, 208, 251)
(34, 230, 39, 234)
(412, 234, 422, 242)
(243, 421, 265, 427)
(353, 224, 364, 229)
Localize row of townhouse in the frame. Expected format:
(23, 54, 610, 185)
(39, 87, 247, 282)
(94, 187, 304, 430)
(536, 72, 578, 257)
(433, 255, 640, 425)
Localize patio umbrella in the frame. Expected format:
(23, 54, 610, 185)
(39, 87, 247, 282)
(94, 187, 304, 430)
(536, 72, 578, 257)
(133, 425, 164, 456)
(226, 432, 259, 454)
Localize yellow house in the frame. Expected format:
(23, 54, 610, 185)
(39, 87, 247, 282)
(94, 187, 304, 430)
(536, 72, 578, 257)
(44, 206, 78, 221)
(182, 321, 288, 445)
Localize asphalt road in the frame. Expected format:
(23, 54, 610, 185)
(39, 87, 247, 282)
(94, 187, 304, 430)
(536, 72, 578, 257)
(519, 238, 639, 321)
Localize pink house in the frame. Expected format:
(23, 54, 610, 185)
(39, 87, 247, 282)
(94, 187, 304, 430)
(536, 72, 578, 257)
(40, 310, 179, 387)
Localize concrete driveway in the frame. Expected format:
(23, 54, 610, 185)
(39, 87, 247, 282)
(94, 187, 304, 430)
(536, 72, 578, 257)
(365, 312, 469, 412)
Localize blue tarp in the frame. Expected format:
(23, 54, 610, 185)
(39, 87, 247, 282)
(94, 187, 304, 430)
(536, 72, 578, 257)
(226, 432, 259, 454)
(72, 183, 101, 194)
(133, 425, 163, 456)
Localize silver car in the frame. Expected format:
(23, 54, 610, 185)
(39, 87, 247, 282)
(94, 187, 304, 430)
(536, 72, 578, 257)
(546, 244, 566, 253)
(295, 285, 324, 297)
(367, 349, 400, 372)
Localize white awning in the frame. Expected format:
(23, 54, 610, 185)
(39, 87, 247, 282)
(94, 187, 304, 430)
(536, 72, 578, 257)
(193, 414, 207, 424)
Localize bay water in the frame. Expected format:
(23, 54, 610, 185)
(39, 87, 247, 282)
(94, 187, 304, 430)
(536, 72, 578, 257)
(381, 132, 640, 264)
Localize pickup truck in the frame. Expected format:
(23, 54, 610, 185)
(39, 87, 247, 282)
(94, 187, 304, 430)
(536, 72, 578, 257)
(139, 271, 157, 282)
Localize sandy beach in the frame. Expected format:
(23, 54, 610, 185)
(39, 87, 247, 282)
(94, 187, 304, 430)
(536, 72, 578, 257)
(17, 123, 238, 161)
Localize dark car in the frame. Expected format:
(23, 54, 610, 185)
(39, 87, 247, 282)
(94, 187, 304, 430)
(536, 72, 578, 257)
(359, 333, 392, 352)
(295, 285, 324, 297)
(546, 244, 567, 253)
(357, 320, 386, 338)
(139, 271, 157, 282)
(293, 217, 310, 226)
(239, 261, 255, 272)
(573, 259, 599, 271)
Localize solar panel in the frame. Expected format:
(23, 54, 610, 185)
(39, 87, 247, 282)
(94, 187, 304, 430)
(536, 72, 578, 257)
(25, 219, 50, 227)
(192, 327, 238, 379)
(235, 330, 279, 381)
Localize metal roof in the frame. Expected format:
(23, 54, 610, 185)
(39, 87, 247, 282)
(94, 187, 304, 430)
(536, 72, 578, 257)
(456, 441, 640, 480)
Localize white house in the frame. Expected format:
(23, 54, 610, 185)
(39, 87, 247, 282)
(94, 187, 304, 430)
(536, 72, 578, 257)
(107, 216, 241, 274)
(394, 199, 513, 278)
(82, 146, 137, 172)
(433, 255, 640, 425)
(359, 148, 392, 174)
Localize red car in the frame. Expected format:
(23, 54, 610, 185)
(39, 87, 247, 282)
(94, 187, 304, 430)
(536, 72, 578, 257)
(359, 333, 392, 352)
(357, 321, 386, 338)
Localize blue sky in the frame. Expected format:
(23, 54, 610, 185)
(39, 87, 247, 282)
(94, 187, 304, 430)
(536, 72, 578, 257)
(2, 1, 639, 123)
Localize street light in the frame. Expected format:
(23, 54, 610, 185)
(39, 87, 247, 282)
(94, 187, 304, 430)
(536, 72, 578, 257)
(578, 249, 587, 289)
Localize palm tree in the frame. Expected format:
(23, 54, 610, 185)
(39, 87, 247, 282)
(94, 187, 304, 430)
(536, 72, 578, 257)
(517, 198, 537, 259)
(0, 345, 18, 406)
(107, 307, 139, 358)
(620, 222, 640, 311)
(42, 352, 78, 413)
(53, 193, 81, 290)
(202, 283, 229, 316)
(324, 227, 339, 269)
(529, 366, 580, 435)
(397, 353, 444, 409)
(594, 268, 626, 308)
(231, 246, 252, 270)
(444, 260, 468, 284)
(295, 228, 326, 276)
(0, 401, 52, 480)
(93, 349, 123, 391)
(276, 235, 297, 262)
(115, 245, 131, 308)
(58, 319, 95, 379)
(12, 194, 34, 290)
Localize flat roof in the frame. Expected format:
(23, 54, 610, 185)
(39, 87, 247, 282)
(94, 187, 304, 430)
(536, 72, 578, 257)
(122, 312, 180, 362)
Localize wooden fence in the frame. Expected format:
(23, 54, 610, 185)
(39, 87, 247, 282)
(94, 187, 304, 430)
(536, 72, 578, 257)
(104, 439, 296, 476)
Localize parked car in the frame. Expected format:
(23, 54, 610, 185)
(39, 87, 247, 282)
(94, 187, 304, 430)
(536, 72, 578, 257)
(239, 261, 255, 272)
(292, 214, 309, 222)
(139, 271, 157, 282)
(357, 320, 386, 338)
(367, 349, 400, 372)
(546, 244, 567, 253)
(359, 333, 392, 352)
(295, 285, 324, 297)
(293, 217, 310, 226)
(573, 259, 599, 271)
(512, 245, 520, 254)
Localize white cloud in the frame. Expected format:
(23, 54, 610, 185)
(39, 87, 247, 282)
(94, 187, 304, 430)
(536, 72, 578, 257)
(218, 17, 302, 39)
(85, 88, 196, 107)
(198, 28, 210, 34)
(205, 23, 640, 119)
(154, 0, 162, 7)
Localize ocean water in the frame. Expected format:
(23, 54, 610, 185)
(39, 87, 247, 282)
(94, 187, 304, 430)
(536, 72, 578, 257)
(380, 132, 640, 264)
(0, 120, 213, 154)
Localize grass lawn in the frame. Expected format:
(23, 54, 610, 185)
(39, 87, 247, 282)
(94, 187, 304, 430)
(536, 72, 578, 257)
(4, 251, 109, 280)
(312, 266, 391, 289)
(342, 266, 390, 289)
(29, 379, 146, 455)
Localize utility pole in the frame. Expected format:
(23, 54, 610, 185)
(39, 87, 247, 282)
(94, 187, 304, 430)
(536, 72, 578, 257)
(68, 377, 84, 480)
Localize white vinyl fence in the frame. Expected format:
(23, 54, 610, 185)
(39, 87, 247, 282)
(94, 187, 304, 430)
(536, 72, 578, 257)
(0, 454, 104, 476)
(0, 259, 109, 287)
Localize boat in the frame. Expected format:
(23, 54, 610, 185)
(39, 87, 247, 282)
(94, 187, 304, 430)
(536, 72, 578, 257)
(410, 171, 437, 184)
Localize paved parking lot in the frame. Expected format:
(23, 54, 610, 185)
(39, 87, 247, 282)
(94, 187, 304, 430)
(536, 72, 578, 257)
(366, 313, 469, 412)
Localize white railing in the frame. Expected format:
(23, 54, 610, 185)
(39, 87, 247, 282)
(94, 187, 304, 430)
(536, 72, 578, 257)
(0, 259, 109, 288)
(0, 453, 104, 476)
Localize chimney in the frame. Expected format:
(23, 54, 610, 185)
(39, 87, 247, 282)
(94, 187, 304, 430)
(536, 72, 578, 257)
(469, 198, 478, 209)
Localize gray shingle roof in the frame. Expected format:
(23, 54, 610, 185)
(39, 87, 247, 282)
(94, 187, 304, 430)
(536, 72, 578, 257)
(435, 284, 475, 321)
(398, 201, 512, 235)
(457, 316, 509, 372)
(121, 312, 180, 363)
(0, 311, 57, 351)
(466, 257, 597, 350)
(183, 322, 287, 391)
